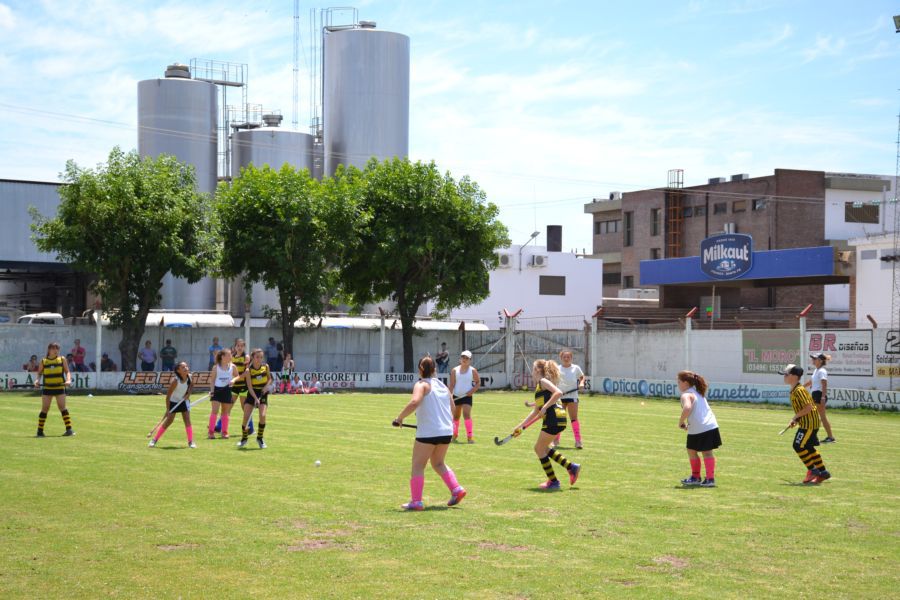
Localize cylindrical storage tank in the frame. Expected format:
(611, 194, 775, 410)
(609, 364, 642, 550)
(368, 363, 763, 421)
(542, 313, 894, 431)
(229, 280, 281, 319)
(232, 128, 315, 177)
(138, 64, 218, 311)
(323, 26, 409, 176)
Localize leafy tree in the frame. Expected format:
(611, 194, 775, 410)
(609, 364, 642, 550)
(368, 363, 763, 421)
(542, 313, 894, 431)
(341, 158, 509, 372)
(31, 147, 218, 370)
(215, 164, 357, 358)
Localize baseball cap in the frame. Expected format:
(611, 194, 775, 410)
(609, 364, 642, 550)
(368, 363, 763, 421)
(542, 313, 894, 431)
(778, 364, 804, 377)
(809, 353, 830, 361)
(460, 350, 472, 358)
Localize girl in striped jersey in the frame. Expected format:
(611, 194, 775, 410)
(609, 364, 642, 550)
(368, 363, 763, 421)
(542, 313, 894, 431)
(229, 338, 252, 435)
(208, 348, 238, 439)
(235, 349, 271, 449)
(513, 359, 581, 491)
(149, 362, 196, 448)
(34, 342, 74, 437)
(393, 356, 467, 510)
(780, 364, 831, 484)
(677, 371, 721, 487)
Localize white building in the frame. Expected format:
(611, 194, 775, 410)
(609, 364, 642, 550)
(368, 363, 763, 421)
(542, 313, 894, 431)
(824, 173, 896, 322)
(849, 233, 898, 329)
(433, 241, 603, 329)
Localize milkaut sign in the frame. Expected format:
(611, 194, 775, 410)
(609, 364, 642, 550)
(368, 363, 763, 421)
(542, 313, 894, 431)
(700, 233, 753, 279)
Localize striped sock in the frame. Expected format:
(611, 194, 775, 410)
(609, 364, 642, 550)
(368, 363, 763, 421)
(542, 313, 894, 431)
(540, 455, 557, 481)
(37, 411, 47, 433)
(257, 422, 266, 440)
(548, 449, 570, 468)
(241, 426, 249, 442)
(61, 409, 72, 431)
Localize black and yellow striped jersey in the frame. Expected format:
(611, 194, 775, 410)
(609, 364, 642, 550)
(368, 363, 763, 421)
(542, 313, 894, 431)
(232, 353, 248, 388)
(41, 356, 65, 391)
(790, 384, 821, 430)
(534, 385, 553, 409)
(248, 363, 270, 391)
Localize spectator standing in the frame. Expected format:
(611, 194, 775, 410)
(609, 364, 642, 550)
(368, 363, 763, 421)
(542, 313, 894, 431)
(265, 338, 279, 371)
(436, 342, 450, 374)
(208, 336, 222, 370)
(24, 355, 40, 372)
(275, 341, 285, 373)
(70, 339, 88, 373)
(138, 340, 157, 371)
(160, 339, 178, 372)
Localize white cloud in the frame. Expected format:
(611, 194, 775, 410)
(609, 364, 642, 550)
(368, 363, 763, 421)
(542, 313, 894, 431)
(0, 3, 13, 29)
(729, 23, 793, 55)
(801, 34, 846, 63)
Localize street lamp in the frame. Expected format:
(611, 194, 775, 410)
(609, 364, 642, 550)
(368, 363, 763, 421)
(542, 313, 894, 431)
(518, 231, 540, 272)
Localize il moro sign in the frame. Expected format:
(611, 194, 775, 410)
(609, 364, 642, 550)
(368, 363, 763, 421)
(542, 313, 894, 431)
(701, 233, 753, 279)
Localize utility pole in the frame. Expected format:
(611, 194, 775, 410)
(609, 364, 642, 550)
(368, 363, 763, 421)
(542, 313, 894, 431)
(292, 0, 300, 130)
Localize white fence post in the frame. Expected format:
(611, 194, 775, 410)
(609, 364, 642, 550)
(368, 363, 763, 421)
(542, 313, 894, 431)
(503, 308, 522, 389)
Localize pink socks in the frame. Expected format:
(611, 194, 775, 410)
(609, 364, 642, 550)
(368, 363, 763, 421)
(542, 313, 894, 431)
(440, 468, 461, 492)
(690, 457, 701, 479)
(185, 425, 193, 443)
(464, 419, 473, 438)
(704, 456, 716, 479)
(453, 420, 459, 437)
(208, 412, 217, 435)
(572, 420, 582, 443)
(221, 414, 229, 436)
(153, 425, 167, 442)
(410, 475, 425, 503)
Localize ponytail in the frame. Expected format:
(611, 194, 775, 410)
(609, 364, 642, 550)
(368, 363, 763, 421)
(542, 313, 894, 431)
(677, 370, 708, 396)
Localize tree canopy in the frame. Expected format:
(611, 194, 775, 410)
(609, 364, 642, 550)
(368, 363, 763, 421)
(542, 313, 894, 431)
(341, 158, 509, 372)
(30, 147, 218, 370)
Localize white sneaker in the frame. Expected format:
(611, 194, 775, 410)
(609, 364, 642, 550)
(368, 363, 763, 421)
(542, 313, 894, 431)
(148, 439, 156, 448)
(257, 438, 267, 449)
(236, 439, 247, 448)
(188, 441, 197, 448)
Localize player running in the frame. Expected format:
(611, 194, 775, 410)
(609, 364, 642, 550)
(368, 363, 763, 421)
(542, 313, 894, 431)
(780, 364, 832, 484)
(513, 359, 581, 491)
(236, 349, 272, 449)
(149, 362, 196, 448)
(208, 348, 238, 439)
(393, 356, 467, 511)
(805, 353, 836, 443)
(676, 370, 721, 487)
(553, 349, 585, 449)
(449, 350, 480, 443)
(34, 342, 74, 437)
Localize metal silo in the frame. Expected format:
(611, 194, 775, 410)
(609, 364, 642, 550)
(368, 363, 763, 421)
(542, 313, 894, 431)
(323, 23, 409, 176)
(138, 64, 218, 311)
(232, 114, 315, 176)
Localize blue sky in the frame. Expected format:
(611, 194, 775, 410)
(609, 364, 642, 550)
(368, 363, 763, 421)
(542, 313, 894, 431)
(1, 0, 898, 252)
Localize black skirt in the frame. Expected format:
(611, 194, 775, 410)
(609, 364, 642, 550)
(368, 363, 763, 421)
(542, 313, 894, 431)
(686, 428, 722, 452)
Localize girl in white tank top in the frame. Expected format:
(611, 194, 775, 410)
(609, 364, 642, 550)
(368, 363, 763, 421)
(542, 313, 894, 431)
(449, 351, 480, 443)
(676, 370, 721, 487)
(392, 356, 468, 511)
(208, 348, 238, 439)
(149, 362, 196, 448)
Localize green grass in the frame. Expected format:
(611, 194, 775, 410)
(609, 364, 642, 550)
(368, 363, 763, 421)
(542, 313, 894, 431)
(0, 391, 898, 599)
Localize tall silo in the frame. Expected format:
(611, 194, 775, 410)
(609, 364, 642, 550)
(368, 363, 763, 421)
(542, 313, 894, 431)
(232, 114, 315, 176)
(137, 64, 218, 310)
(323, 22, 410, 176)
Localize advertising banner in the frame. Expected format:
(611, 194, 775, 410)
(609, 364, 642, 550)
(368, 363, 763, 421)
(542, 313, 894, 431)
(805, 329, 873, 376)
(875, 329, 900, 378)
(742, 329, 800, 374)
(700, 233, 753, 279)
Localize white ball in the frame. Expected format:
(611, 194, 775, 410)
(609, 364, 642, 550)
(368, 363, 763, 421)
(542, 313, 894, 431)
(88, 393, 93, 397)
(640, 401, 645, 406)
(314, 460, 321, 467)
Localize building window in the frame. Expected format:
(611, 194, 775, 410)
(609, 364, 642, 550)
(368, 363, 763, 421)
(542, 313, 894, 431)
(860, 250, 877, 260)
(623, 212, 633, 246)
(603, 272, 622, 285)
(596, 220, 621, 234)
(594, 221, 601, 235)
(752, 198, 766, 211)
(694, 205, 706, 217)
(623, 275, 634, 288)
(651, 208, 660, 236)
(650, 248, 661, 260)
(713, 202, 727, 215)
(844, 202, 879, 224)
(732, 200, 747, 213)
(539, 275, 566, 296)
(683, 206, 694, 218)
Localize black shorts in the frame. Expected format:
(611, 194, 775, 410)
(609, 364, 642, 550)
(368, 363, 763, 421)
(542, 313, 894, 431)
(541, 405, 567, 436)
(168, 400, 189, 414)
(416, 435, 452, 445)
(686, 428, 722, 452)
(42, 388, 66, 397)
(454, 395, 473, 406)
(812, 391, 825, 405)
(245, 391, 268, 406)
(561, 397, 579, 405)
(232, 384, 247, 395)
(212, 386, 233, 404)
(792, 427, 820, 452)
(141, 361, 155, 371)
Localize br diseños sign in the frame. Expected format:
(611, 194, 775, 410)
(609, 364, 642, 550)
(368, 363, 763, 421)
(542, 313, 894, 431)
(700, 233, 753, 279)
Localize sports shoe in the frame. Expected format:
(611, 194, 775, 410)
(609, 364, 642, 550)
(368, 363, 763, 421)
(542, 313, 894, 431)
(822, 437, 836, 443)
(467, 437, 475, 444)
(568, 463, 581, 485)
(700, 478, 716, 488)
(36, 430, 45, 438)
(207, 433, 216, 440)
(681, 476, 702, 486)
(148, 439, 157, 448)
(575, 441, 583, 450)
(221, 434, 229, 439)
(812, 469, 831, 482)
(188, 441, 197, 448)
(237, 439, 248, 448)
(803, 470, 815, 484)
(62, 429, 75, 437)
(401, 501, 424, 511)
(447, 487, 467, 507)
(257, 438, 267, 449)
(539, 479, 561, 491)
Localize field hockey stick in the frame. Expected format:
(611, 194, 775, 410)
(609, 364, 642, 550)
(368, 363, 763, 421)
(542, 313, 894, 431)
(187, 393, 211, 409)
(525, 387, 578, 407)
(146, 397, 187, 438)
(494, 413, 544, 446)
(778, 424, 791, 435)
(391, 421, 418, 429)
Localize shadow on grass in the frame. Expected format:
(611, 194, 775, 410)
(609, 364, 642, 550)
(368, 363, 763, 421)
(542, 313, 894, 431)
(158, 446, 190, 451)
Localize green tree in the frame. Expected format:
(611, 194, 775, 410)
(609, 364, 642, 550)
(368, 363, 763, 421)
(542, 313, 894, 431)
(341, 158, 509, 372)
(30, 147, 218, 370)
(215, 164, 357, 358)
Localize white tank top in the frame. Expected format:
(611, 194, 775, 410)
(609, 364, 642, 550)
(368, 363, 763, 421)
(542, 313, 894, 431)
(684, 387, 718, 435)
(452, 366, 474, 397)
(810, 367, 827, 392)
(214, 364, 233, 388)
(558, 364, 584, 399)
(416, 378, 453, 438)
(172, 377, 190, 403)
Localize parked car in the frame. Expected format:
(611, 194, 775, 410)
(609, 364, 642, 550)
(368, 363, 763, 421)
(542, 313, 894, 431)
(17, 312, 65, 325)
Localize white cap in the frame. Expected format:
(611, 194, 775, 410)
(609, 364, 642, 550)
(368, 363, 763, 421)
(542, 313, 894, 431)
(460, 350, 472, 358)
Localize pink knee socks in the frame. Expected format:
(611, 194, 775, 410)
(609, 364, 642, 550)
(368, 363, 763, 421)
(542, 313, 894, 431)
(690, 457, 701, 479)
(409, 475, 425, 503)
(208, 412, 217, 435)
(572, 420, 582, 443)
(464, 419, 473, 438)
(440, 468, 461, 492)
(453, 420, 459, 437)
(153, 425, 167, 442)
(704, 456, 715, 479)
(221, 414, 230, 436)
(185, 425, 193, 443)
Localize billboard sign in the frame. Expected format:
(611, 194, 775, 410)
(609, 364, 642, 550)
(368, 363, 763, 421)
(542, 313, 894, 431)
(700, 233, 753, 279)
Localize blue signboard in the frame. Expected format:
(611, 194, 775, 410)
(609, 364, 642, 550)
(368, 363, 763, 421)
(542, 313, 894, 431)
(700, 233, 753, 279)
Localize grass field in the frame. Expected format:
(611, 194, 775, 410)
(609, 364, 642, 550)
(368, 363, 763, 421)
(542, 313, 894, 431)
(0, 390, 898, 599)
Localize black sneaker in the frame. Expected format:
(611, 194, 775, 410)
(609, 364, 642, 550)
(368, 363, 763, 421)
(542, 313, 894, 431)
(822, 437, 836, 443)
(36, 430, 45, 438)
(62, 429, 75, 437)
(700, 478, 716, 488)
(814, 469, 831, 481)
(681, 476, 702, 486)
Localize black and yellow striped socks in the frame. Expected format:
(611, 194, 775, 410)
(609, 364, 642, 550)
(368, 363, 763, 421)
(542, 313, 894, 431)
(241, 426, 249, 442)
(797, 448, 825, 470)
(540, 455, 558, 481)
(61, 409, 72, 431)
(549, 449, 570, 468)
(37, 411, 47, 433)
(256, 422, 266, 440)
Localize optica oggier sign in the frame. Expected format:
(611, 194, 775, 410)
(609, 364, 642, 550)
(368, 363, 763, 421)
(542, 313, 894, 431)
(700, 233, 753, 279)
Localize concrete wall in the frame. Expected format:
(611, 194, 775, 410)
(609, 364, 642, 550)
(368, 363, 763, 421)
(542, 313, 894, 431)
(851, 234, 897, 328)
